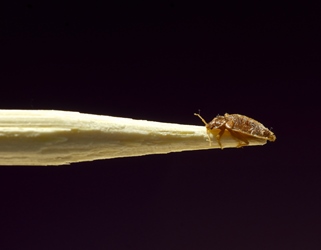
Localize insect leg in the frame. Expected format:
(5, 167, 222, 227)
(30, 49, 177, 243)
(216, 127, 225, 149)
(228, 129, 249, 148)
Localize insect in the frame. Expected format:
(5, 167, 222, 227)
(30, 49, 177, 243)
(194, 113, 276, 149)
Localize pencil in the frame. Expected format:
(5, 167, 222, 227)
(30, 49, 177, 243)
(0, 110, 268, 166)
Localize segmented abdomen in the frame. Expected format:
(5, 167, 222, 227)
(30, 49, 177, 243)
(226, 114, 275, 141)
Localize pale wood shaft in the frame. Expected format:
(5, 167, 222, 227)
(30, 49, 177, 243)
(0, 110, 267, 166)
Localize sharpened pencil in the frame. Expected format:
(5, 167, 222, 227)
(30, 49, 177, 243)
(0, 110, 269, 166)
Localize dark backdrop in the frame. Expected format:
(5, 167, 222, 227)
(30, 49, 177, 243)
(1, 2, 320, 250)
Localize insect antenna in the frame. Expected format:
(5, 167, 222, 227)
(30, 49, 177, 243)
(194, 113, 208, 126)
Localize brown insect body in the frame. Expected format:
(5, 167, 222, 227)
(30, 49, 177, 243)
(194, 113, 276, 148)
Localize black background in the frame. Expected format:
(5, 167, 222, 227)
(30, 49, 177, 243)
(1, 2, 321, 249)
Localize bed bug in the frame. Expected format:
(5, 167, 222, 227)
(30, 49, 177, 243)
(194, 113, 276, 149)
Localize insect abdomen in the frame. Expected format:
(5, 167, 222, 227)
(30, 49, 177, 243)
(226, 114, 275, 141)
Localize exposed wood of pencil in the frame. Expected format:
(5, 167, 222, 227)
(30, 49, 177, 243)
(0, 110, 267, 166)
